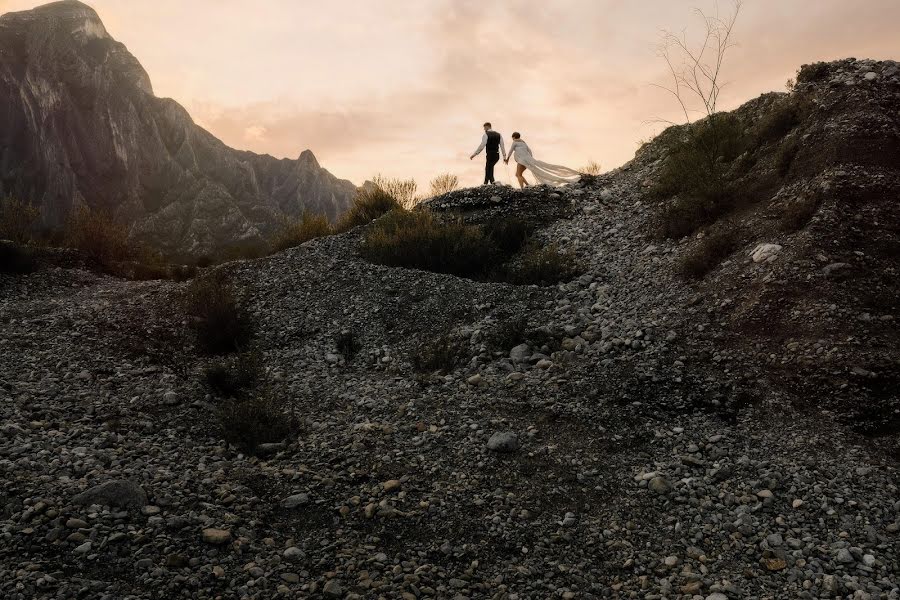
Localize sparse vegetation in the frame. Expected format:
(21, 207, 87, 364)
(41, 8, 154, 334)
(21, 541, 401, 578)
(0, 241, 36, 274)
(796, 61, 830, 84)
(335, 329, 362, 360)
(360, 210, 495, 278)
(679, 228, 742, 280)
(373, 174, 420, 209)
(218, 389, 296, 453)
(412, 332, 468, 373)
(270, 212, 331, 253)
(779, 194, 819, 233)
(429, 173, 459, 197)
(579, 161, 603, 175)
(503, 244, 582, 286)
(775, 138, 800, 177)
(0, 196, 40, 244)
(335, 186, 403, 232)
(754, 97, 812, 146)
(204, 351, 264, 397)
(483, 217, 533, 255)
(184, 273, 254, 355)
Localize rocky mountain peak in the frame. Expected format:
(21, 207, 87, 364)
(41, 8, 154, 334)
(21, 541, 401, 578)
(0, 1, 357, 257)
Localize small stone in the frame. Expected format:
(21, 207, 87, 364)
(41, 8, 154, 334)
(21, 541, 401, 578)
(65, 518, 88, 529)
(510, 344, 531, 362)
(73, 541, 92, 555)
(163, 390, 179, 405)
(792, 499, 804, 509)
(836, 548, 854, 564)
(282, 493, 309, 508)
(73, 480, 148, 509)
(750, 244, 782, 263)
(466, 373, 483, 386)
(706, 594, 728, 600)
(382, 479, 402, 493)
(487, 432, 520, 453)
(765, 557, 786, 571)
(535, 358, 553, 369)
(756, 489, 774, 499)
(862, 554, 876, 567)
(323, 580, 343, 597)
(212, 566, 225, 578)
(664, 555, 679, 567)
(201, 528, 231, 545)
(283, 547, 303, 560)
(648, 476, 672, 495)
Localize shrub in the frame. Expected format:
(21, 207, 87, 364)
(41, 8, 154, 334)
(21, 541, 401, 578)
(796, 62, 830, 84)
(335, 186, 402, 232)
(360, 210, 495, 277)
(218, 390, 296, 453)
(579, 161, 603, 175)
(679, 228, 742, 280)
(64, 207, 136, 265)
(0, 197, 40, 244)
(204, 351, 264, 397)
(483, 217, 533, 256)
(429, 173, 459, 197)
(0, 241, 36, 274)
(488, 316, 529, 351)
(775, 139, 800, 177)
(270, 212, 331, 253)
(373, 174, 420, 210)
(335, 329, 361, 361)
(779, 194, 819, 233)
(184, 273, 254, 355)
(503, 244, 581, 286)
(412, 332, 467, 373)
(754, 97, 811, 146)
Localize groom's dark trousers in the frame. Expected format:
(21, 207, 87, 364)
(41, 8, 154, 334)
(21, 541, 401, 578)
(484, 153, 500, 184)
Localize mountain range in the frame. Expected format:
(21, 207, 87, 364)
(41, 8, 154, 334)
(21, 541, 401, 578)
(0, 0, 357, 256)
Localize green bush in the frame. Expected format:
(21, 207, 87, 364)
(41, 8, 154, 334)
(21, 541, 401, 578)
(679, 228, 742, 280)
(503, 244, 581, 286)
(335, 186, 403, 232)
(204, 351, 264, 397)
(0, 197, 40, 244)
(184, 273, 254, 355)
(360, 210, 495, 277)
(0, 241, 36, 274)
(270, 212, 331, 253)
(218, 390, 296, 453)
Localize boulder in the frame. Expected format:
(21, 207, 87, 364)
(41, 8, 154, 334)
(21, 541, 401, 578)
(72, 480, 148, 509)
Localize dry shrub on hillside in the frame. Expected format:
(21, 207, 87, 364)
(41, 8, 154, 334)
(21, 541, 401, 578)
(503, 244, 582, 286)
(679, 228, 742, 280)
(335, 186, 402, 232)
(488, 316, 529, 352)
(429, 173, 459, 197)
(360, 210, 495, 278)
(64, 206, 162, 268)
(483, 217, 533, 255)
(412, 331, 468, 374)
(373, 174, 420, 209)
(754, 96, 813, 146)
(270, 212, 331, 253)
(218, 389, 297, 453)
(0, 196, 40, 244)
(579, 161, 603, 176)
(204, 351, 264, 398)
(779, 194, 820, 233)
(184, 273, 254, 355)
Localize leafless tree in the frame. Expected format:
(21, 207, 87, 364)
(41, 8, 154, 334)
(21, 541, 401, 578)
(652, 0, 742, 125)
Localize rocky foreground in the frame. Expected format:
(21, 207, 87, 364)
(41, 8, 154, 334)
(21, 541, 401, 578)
(1, 59, 899, 599)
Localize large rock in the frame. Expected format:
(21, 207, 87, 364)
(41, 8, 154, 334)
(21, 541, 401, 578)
(487, 432, 520, 453)
(0, 1, 357, 257)
(72, 480, 148, 508)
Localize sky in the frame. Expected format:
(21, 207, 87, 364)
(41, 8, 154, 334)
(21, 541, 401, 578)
(2, 0, 899, 189)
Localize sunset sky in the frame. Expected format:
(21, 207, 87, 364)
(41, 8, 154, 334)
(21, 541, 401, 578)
(2, 0, 899, 189)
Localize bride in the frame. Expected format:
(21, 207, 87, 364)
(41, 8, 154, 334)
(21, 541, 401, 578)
(504, 132, 581, 188)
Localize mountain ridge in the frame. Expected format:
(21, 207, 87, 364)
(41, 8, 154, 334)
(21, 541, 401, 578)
(0, 0, 357, 256)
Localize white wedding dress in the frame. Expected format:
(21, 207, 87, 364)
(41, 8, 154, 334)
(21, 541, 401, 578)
(510, 139, 581, 185)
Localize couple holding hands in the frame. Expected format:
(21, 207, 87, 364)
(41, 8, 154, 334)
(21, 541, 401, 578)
(470, 122, 581, 188)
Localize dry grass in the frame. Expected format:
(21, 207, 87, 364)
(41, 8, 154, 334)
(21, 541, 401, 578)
(0, 196, 40, 244)
(204, 351, 264, 398)
(503, 244, 582, 286)
(335, 186, 403, 232)
(429, 173, 460, 197)
(679, 228, 742, 280)
(184, 273, 254, 355)
(779, 194, 819, 233)
(411, 332, 468, 374)
(218, 389, 297, 453)
(270, 212, 331, 253)
(754, 96, 812, 146)
(483, 217, 533, 255)
(360, 210, 495, 278)
(373, 174, 420, 210)
(579, 161, 603, 176)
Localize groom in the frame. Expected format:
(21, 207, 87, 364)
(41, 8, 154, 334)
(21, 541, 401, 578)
(470, 122, 506, 185)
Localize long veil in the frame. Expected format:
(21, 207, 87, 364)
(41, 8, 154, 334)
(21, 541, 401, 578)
(518, 155, 582, 186)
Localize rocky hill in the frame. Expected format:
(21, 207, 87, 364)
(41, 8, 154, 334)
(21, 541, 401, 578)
(0, 59, 898, 599)
(0, 1, 356, 257)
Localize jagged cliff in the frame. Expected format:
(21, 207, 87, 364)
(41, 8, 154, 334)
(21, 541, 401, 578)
(0, 1, 356, 256)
